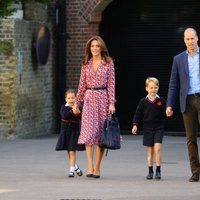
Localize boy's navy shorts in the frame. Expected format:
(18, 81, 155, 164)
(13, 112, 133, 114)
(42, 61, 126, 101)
(143, 127, 164, 147)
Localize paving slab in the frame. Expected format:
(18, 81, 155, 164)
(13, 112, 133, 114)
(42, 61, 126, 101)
(0, 135, 200, 200)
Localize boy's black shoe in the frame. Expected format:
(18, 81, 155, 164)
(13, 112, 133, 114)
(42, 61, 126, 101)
(146, 172, 153, 179)
(189, 173, 199, 182)
(155, 172, 161, 180)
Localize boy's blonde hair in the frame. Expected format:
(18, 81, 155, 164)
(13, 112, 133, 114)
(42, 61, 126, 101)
(65, 89, 76, 98)
(145, 77, 159, 87)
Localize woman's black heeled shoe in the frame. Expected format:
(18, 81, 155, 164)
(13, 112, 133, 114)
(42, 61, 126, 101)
(86, 174, 93, 178)
(93, 170, 100, 178)
(93, 174, 100, 178)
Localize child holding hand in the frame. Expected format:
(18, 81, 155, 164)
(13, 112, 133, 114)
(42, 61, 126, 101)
(55, 89, 85, 177)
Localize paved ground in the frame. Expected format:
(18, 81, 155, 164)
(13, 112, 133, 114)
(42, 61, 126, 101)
(0, 135, 200, 200)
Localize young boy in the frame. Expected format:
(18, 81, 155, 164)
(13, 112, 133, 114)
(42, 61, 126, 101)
(132, 77, 166, 180)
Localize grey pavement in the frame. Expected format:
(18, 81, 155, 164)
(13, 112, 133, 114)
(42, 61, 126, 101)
(0, 135, 200, 200)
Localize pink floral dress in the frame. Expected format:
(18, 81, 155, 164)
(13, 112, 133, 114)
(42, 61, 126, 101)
(76, 59, 115, 145)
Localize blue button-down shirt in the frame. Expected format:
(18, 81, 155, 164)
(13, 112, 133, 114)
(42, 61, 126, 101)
(187, 47, 200, 94)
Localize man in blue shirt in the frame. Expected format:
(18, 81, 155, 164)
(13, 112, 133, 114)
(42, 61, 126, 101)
(166, 27, 200, 182)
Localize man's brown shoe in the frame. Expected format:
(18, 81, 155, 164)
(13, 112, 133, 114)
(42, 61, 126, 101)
(194, 167, 200, 174)
(189, 173, 199, 182)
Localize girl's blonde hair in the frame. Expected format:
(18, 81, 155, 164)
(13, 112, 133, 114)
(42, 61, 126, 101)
(65, 89, 76, 98)
(82, 35, 112, 65)
(145, 77, 159, 87)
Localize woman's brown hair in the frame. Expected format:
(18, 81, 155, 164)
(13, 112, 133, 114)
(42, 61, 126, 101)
(82, 36, 112, 65)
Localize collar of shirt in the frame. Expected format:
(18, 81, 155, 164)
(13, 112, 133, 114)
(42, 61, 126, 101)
(146, 94, 160, 102)
(186, 46, 199, 56)
(186, 46, 200, 94)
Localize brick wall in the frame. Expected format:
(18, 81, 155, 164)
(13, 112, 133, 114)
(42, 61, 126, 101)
(65, 0, 102, 89)
(0, 0, 112, 139)
(0, 19, 55, 139)
(0, 20, 16, 139)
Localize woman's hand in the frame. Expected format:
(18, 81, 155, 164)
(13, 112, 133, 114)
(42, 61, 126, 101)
(132, 125, 137, 135)
(109, 104, 116, 114)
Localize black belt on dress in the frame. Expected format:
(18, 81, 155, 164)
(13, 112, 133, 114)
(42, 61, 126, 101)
(188, 93, 200, 97)
(87, 86, 107, 90)
(61, 119, 79, 123)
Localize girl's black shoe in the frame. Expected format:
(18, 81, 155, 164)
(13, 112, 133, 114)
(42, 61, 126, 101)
(75, 166, 83, 176)
(68, 171, 75, 178)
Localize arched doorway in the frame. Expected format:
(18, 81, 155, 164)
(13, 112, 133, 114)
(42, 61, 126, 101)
(99, 0, 200, 132)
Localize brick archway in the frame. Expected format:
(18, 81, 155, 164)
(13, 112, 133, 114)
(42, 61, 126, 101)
(66, 0, 113, 90)
(80, 0, 113, 23)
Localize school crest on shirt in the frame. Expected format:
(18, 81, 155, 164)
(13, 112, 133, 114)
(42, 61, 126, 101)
(157, 101, 162, 106)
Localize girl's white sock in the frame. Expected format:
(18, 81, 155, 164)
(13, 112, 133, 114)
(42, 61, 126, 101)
(70, 166, 75, 172)
(74, 164, 78, 170)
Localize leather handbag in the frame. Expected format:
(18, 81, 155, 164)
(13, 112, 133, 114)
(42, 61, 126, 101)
(99, 114, 121, 153)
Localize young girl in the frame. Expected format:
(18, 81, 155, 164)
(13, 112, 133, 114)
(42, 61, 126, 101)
(132, 77, 166, 180)
(55, 89, 85, 178)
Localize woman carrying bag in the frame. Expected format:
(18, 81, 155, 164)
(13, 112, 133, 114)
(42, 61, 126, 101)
(73, 36, 116, 178)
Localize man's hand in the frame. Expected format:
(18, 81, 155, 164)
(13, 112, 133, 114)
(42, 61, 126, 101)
(166, 106, 173, 117)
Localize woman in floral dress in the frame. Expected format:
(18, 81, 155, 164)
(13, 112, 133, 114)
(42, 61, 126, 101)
(74, 36, 116, 178)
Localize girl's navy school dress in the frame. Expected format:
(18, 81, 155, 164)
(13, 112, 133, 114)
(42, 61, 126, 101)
(55, 105, 85, 151)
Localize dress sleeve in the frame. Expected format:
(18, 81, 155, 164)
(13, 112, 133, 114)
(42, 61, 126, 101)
(107, 61, 115, 105)
(76, 65, 87, 105)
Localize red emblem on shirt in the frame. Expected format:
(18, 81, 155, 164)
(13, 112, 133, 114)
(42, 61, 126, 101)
(157, 101, 162, 106)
